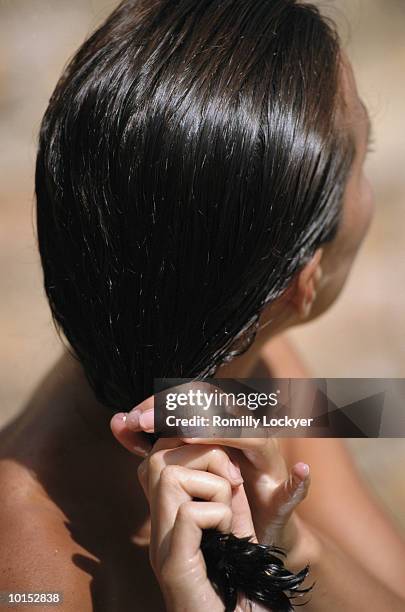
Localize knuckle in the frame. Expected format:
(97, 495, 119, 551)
(207, 445, 223, 454)
(222, 502, 233, 517)
(177, 500, 193, 522)
(160, 464, 181, 487)
(219, 477, 232, 500)
(207, 446, 228, 461)
(148, 449, 165, 472)
(219, 503, 233, 524)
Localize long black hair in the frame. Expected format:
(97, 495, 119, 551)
(35, 1, 354, 609)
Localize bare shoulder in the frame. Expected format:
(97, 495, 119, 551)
(0, 459, 95, 612)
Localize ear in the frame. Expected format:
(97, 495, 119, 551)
(290, 248, 323, 319)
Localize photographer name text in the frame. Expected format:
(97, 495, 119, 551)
(165, 415, 314, 429)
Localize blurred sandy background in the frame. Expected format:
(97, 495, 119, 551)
(0, 1, 404, 531)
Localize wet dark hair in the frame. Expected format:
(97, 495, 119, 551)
(36, 0, 354, 609)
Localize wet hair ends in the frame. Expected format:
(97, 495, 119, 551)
(201, 530, 312, 611)
(35, 0, 354, 609)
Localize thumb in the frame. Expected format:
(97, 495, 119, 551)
(124, 394, 155, 432)
(257, 462, 311, 548)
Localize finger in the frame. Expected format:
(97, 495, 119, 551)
(157, 501, 233, 601)
(159, 465, 233, 506)
(136, 438, 190, 492)
(271, 462, 311, 520)
(181, 436, 277, 454)
(110, 412, 152, 457)
(259, 462, 311, 545)
(144, 452, 255, 541)
(150, 466, 233, 569)
(181, 436, 286, 476)
(125, 396, 155, 432)
(138, 442, 243, 507)
(151, 437, 187, 452)
(230, 479, 257, 540)
(125, 381, 222, 433)
(139, 458, 233, 506)
(144, 444, 244, 500)
(169, 501, 233, 562)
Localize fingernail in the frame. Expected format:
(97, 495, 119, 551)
(112, 412, 128, 423)
(228, 460, 243, 483)
(294, 462, 310, 483)
(139, 409, 154, 432)
(299, 462, 310, 476)
(126, 409, 140, 429)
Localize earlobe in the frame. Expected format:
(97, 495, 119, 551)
(291, 248, 323, 319)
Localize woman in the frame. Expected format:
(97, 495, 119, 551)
(0, 0, 404, 610)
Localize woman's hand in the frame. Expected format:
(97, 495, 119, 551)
(132, 438, 257, 611)
(180, 436, 311, 558)
(111, 391, 405, 612)
(111, 393, 315, 569)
